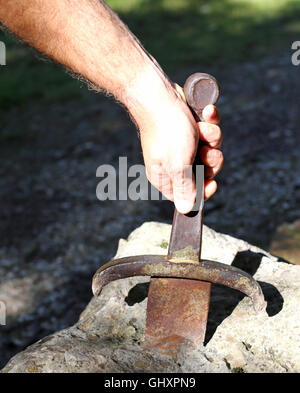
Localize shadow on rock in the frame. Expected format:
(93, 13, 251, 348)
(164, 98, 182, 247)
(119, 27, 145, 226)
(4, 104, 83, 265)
(125, 282, 150, 306)
(120, 250, 285, 346)
(205, 250, 284, 344)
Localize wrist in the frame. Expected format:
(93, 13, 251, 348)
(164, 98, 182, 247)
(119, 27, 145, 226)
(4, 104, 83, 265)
(124, 64, 178, 131)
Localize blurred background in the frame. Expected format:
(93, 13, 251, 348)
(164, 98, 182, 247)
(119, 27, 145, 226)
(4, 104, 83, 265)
(0, 0, 300, 367)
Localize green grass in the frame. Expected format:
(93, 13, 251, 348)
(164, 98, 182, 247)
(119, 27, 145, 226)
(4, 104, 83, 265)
(1, 0, 300, 108)
(0, 35, 84, 108)
(107, 0, 300, 70)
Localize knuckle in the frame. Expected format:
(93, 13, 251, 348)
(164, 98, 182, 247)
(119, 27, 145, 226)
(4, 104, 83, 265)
(145, 162, 163, 182)
(210, 148, 222, 163)
(214, 125, 221, 139)
(214, 149, 223, 162)
(206, 123, 221, 140)
(169, 162, 185, 178)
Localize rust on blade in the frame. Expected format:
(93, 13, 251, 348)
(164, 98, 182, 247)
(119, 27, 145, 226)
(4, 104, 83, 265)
(145, 278, 210, 350)
(145, 206, 210, 350)
(92, 255, 267, 313)
(167, 209, 203, 260)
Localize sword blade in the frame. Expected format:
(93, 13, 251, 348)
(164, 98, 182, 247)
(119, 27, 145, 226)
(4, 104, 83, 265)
(145, 202, 211, 351)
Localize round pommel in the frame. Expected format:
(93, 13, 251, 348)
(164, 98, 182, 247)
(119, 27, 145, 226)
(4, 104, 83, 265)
(183, 73, 220, 121)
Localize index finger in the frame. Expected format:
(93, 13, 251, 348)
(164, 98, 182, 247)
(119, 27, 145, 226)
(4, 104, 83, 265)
(202, 104, 220, 125)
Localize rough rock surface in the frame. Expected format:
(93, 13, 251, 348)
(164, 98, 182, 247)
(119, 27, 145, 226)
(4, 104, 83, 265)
(2, 222, 300, 373)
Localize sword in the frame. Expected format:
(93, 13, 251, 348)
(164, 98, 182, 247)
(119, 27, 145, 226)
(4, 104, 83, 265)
(145, 73, 220, 353)
(92, 73, 266, 356)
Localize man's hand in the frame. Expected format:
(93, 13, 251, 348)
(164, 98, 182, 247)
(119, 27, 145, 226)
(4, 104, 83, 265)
(0, 0, 223, 214)
(129, 78, 222, 214)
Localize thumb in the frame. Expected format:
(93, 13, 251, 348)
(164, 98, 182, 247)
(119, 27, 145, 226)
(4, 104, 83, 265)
(174, 83, 187, 103)
(171, 165, 196, 214)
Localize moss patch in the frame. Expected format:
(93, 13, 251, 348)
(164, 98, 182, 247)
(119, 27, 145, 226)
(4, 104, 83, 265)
(269, 220, 300, 265)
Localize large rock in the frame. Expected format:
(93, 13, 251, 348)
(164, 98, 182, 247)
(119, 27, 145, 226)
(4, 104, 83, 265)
(2, 222, 300, 373)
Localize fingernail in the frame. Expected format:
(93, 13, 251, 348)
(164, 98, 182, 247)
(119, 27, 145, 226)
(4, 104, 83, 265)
(175, 199, 194, 214)
(206, 104, 215, 117)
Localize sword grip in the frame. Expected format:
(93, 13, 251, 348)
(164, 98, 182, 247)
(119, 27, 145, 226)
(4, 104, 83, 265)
(184, 72, 220, 209)
(167, 74, 220, 260)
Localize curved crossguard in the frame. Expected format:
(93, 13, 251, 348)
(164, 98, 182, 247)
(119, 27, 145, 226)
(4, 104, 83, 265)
(92, 255, 266, 313)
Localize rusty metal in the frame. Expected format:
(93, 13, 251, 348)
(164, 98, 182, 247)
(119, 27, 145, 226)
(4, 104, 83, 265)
(183, 73, 220, 121)
(145, 278, 210, 352)
(92, 72, 266, 355)
(92, 256, 266, 313)
(144, 73, 220, 349)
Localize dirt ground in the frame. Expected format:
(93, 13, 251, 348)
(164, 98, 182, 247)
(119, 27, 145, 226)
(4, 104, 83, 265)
(0, 51, 299, 368)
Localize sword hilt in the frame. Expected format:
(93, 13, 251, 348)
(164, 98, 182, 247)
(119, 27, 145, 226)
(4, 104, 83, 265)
(167, 73, 220, 261)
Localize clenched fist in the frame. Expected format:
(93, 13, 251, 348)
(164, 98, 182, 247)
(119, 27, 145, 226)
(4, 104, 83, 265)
(134, 81, 223, 214)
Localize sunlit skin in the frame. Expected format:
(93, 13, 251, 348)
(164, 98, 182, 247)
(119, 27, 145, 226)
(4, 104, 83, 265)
(0, 0, 223, 214)
(140, 93, 223, 213)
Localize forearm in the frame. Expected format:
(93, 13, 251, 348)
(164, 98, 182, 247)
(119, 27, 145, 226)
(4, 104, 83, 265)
(0, 0, 175, 126)
(0, 0, 223, 212)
